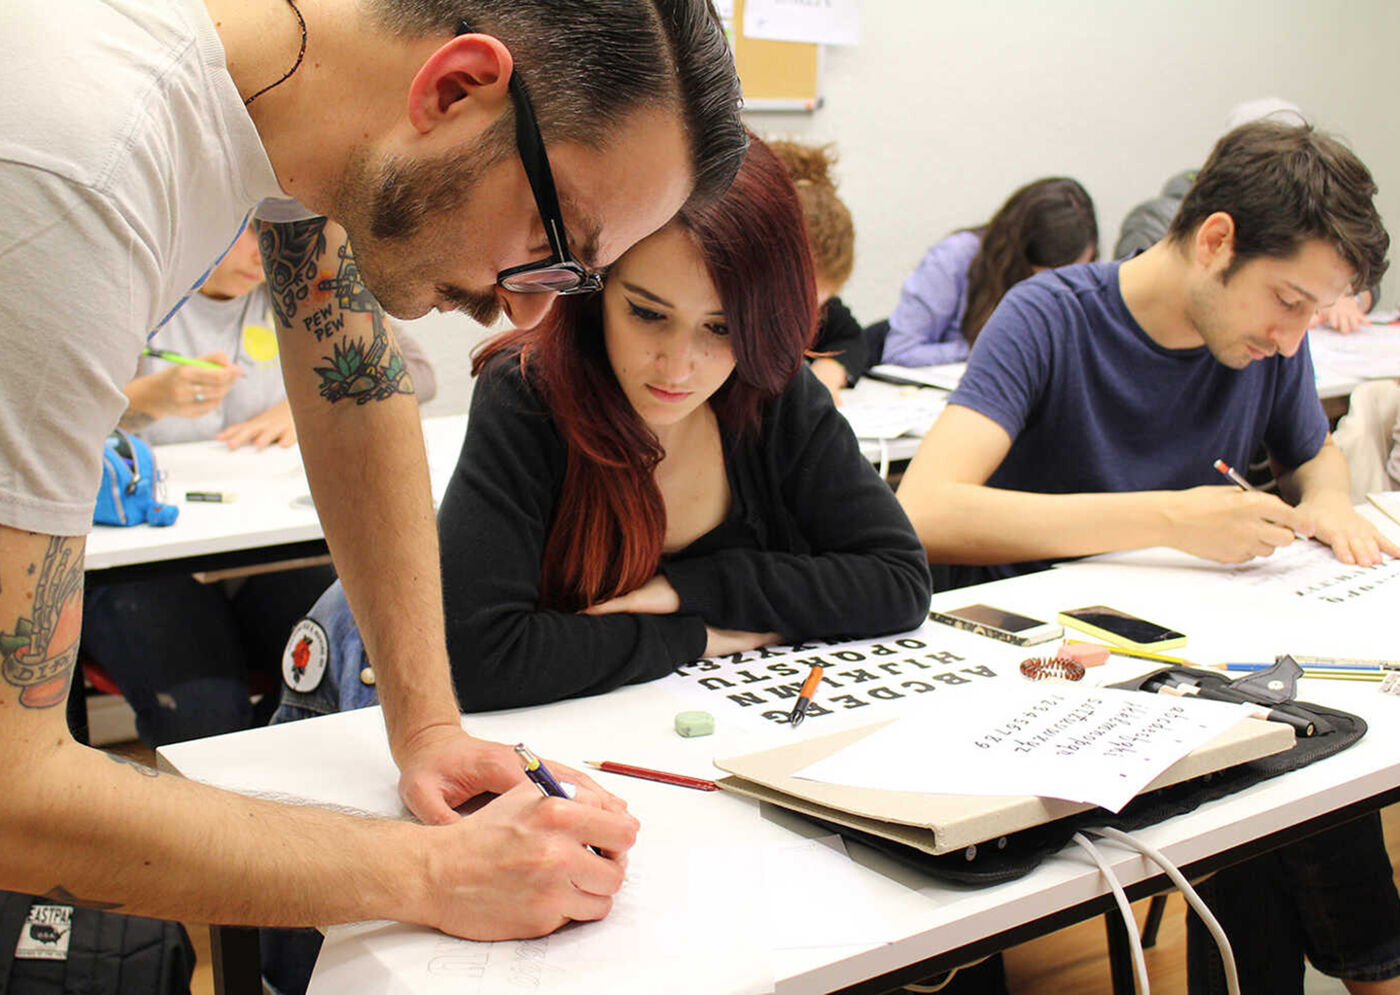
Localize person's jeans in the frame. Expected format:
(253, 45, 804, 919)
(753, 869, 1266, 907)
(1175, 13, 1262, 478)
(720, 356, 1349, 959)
(82, 564, 335, 747)
(1188, 811, 1400, 993)
(270, 579, 381, 724)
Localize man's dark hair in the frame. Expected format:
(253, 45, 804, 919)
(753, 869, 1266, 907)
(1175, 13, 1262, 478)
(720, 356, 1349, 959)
(371, 0, 746, 205)
(1167, 121, 1389, 290)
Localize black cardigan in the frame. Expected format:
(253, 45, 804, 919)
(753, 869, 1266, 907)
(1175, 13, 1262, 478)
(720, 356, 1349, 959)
(811, 296, 868, 383)
(439, 355, 931, 711)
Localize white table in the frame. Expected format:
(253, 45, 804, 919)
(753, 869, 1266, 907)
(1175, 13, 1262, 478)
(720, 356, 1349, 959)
(83, 414, 468, 579)
(160, 519, 1400, 995)
(85, 390, 946, 582)
(841, 378, 946, 466)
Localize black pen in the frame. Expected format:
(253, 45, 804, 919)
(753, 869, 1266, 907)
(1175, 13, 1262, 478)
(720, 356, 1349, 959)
(789, 664, 824, 727)
(514, 743, 603, 855)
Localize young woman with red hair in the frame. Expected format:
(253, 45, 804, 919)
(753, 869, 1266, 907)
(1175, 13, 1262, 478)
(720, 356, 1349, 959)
(275, 138, 929, 718)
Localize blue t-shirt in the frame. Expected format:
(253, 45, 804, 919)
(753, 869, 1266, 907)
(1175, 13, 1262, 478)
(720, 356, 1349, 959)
(948, 260, 1328, 577)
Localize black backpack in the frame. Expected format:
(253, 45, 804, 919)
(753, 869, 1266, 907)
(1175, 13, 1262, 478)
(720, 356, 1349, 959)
(0, 892, 194, 994)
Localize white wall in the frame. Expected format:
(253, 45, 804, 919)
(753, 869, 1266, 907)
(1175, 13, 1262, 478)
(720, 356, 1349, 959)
(748, 0, 1400, 326)
(412, 0, 1400, 413)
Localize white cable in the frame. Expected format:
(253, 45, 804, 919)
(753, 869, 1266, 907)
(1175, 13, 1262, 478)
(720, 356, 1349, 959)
(877, 436, 890, 480)
(1072, 831, 1150, 994)
(900, 955, 989, 992)
(901, 968, 957, 992)
(1087, 826, 1240, 995)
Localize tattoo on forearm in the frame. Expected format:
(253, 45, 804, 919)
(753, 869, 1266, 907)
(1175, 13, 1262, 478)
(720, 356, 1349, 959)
(1, 537, 82, 708)
(256, 218, 328, 330)
(256, 220, 413, 405)
(105, 752, 160, 778)
(41, 885, 123, 911)
(313, 244, 413, 405)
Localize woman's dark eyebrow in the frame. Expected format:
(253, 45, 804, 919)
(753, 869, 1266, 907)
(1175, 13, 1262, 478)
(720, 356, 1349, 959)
(620, 281, 672, 307)
(620, 281, 724, 316)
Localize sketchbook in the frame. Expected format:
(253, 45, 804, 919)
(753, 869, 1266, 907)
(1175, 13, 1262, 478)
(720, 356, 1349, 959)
(1368, 491, 1400, 528)
(714, 714, 1292, 856)
(866, 362, 966, 391)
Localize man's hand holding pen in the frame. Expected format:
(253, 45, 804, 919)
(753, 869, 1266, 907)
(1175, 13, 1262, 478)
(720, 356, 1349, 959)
(417, 778, 639, 940)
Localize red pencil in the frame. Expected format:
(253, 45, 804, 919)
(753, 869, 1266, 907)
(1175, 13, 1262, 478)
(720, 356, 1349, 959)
(584, 760, 718, 791)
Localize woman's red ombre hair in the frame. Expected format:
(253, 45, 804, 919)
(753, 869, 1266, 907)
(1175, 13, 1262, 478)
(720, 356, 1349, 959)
(474, 135, 817, 610)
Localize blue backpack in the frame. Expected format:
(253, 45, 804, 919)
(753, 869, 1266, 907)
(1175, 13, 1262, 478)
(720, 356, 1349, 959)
(94, 430, 178, 527)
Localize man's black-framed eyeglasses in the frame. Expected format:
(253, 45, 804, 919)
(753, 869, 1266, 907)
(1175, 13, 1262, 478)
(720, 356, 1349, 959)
(456, 23, 603, 295)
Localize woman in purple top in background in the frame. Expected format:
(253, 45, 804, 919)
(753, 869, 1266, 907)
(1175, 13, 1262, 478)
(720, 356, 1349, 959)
(881, 177, 1099, 367)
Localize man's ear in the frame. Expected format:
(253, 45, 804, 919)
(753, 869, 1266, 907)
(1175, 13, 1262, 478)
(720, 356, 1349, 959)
(406, 32, 513, 135)
(1194, 211, 1236, 274)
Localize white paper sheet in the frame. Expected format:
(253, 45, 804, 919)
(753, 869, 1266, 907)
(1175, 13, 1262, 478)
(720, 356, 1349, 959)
(839, 394, 946, 440)
(793, 683, 1251, 813)
(759, 837, 923, 949)
(309, 843, 773, 995)
(1079, 539, 1400, 607)
(743, 0, 861, 46)
(1309, 323, 1400, 379)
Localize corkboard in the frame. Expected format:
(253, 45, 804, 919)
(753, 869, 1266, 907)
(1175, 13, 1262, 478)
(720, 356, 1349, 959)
(730, 0, 822, 111)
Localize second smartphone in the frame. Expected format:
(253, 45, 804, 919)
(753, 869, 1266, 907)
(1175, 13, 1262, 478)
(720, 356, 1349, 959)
(1057, 605, 1186, 652)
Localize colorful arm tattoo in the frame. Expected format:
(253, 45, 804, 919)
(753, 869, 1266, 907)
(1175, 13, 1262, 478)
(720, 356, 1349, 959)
(255, 218, 414, 405)
(1, 537, 83, 709)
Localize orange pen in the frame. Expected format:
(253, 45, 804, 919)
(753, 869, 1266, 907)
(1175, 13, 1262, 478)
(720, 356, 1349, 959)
(788, 664, 824, 727)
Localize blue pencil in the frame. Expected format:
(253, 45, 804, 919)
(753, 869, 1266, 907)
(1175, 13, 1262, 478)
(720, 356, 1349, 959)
(1227, 661, 1383, 672)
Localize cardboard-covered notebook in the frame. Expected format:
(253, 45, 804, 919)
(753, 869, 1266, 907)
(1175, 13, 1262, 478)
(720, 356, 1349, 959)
(714, 717, 1294, 856)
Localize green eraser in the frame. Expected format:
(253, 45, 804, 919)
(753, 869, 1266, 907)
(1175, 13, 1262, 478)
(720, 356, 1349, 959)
(674, 710, 715, 738)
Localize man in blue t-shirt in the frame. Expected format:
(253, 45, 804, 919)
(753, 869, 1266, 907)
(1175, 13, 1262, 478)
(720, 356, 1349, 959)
(899, 122, 1396, 579)
(899, 121, 1400, 995)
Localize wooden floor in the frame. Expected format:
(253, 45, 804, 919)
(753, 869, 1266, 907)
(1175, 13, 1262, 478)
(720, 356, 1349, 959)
(109, 733, 1397, 995)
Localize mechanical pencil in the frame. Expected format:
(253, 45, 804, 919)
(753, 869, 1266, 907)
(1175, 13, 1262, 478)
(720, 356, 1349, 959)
(1213, 458, 1254, 491)
(1213, 458, 1308, 539)
(515, 743, 603, 855)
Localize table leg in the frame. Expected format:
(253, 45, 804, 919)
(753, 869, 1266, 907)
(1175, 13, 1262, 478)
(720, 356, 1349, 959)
(210, 925, 261, 995)
(1104, 911, 1138, 995)
(1140, 894, 1168, 949)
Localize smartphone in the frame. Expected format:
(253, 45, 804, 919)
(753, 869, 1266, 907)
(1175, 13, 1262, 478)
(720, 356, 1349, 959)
(929, 603, 1063, 647)
(1057, 605, 1187, 652)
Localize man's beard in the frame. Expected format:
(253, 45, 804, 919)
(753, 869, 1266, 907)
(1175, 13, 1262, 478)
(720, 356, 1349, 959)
(435, 282, 502, 326)
(333, 123, 512, 323)
(1185, 274, 1244, 368)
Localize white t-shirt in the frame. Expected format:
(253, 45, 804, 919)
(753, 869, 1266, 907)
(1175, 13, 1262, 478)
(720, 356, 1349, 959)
(138, 285, 287, 445)
(0, 0, 291, 534)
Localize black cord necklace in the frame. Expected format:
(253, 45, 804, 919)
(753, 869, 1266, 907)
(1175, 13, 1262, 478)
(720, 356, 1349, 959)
(243, 0, 307, 107)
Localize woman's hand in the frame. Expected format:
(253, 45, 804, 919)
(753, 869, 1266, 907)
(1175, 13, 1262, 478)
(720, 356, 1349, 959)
(216, 400, 297, 450)
(810, 358, 849, 407)
(125, 351, 242, 421)
(704, 627, 781, 657)
(1310, 293, 1371, 334)
(582, 575, 681, 615)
